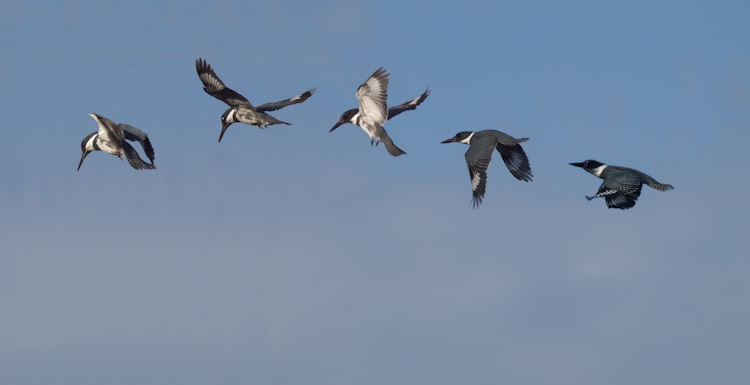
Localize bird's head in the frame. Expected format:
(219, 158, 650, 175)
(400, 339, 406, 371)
(570, 160, 606, 175)
(441, 131, 475, 144)
(219, 108, 236, 142)
(77, 132, 97, 171)
(330, 108, 358, 132)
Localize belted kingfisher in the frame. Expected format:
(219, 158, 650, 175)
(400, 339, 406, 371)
(78, 113, 156, 170)
(570, 160, 674, 209)
(331, 67, 429, 157)
(196, 58, 316, 142)
(442, 130, 532, 208)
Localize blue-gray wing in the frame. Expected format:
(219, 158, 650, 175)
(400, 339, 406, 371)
(488, 131, 532, 182)
(387, 86, 430, 120)
(118, 124, 155, 165)
(122, 141, 156, 170)
(464, 141, 496, 208)
(256, 86, 317, 113)
(495, 143, 531, 182)
(196, 58, 255, 110)
(589, 172, 642, 209)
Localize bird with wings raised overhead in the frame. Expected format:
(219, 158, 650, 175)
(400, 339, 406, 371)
(196, 58, 316, 142)
(331, 67, 429, 157)
(78, 113, 156, 171)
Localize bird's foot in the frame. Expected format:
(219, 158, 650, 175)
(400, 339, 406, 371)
(257, 123, 264, 129)
(117, 154, 123, 160)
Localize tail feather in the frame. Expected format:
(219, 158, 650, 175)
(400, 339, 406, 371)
(649, 182, 674, 191)
(639, 171, 674, 191)
(382, 138, 406, 157)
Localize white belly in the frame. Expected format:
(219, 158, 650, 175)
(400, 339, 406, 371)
(361, 124, 377, 140)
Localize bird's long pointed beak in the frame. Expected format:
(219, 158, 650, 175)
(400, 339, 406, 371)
(441, 137, 457, 144)
(329, 121, 343, 133)
(77, 151, 89, 171)
(218, 122, 230, 143)
(569, 162, 585, 168)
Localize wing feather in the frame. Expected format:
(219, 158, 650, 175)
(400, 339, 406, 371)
(256, 86, 317, 113)
(96, 115, 124, 143)
(387, 86, 430, 120)
(121, 141, 156, 170)
(590, 173, 643, 209)
(118, 123, 155, 165)
(356, 67, 389, 127)
(196, 58, 255, 109)
(464, 141, 495, 208)
(495, 142, 532, 182)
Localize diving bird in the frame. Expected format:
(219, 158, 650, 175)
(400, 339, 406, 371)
(570, 160, 673, 209)
(196, 58, 316, 142)
(442, 130, 532, 208)
(330, 67, 428, 157)
(78, 113, 156, 171)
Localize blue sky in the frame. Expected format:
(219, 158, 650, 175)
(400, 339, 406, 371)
(1, 0, 749, 384)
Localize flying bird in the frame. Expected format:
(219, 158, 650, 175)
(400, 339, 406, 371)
(570, 160, 673, 209)
(196, 58, 316, 142)
(331, 67, 429, 157)
(442, 130, 532, 208)
(78, 113, 156, 171)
